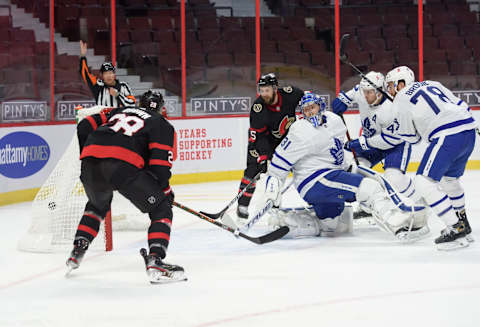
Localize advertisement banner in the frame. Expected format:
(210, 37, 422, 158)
(190, 97, 251, 115)
(1, 101, 48, 122)
(452, 90, 480, 107)
(164, 96, 181, 117)
(56, 100, 96, 121)
(0, 124, 75, 193)
(169, 117, 249, 173)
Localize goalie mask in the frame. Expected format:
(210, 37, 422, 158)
(300, 93, 326, 127)
(385, 66, 415, 96)
(359, 71, 385, 106)
(140, 90, 165, 115)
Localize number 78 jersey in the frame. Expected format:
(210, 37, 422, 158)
(392, 80, 477, 144)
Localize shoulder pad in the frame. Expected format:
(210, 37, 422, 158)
(283, 86, 293, 93)
(252, 103, 263, 113)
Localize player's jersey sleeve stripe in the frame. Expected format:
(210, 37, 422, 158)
(270, 162, 289, 172)
(86, 115, 98, 130)
(149, 142, 173, 151)
(149, 159, 172, 167)
(250, 126, 267, 133)
(80, 58, 97, 86)
(80, 145, 145, 168)
(380, 133, 398, 147)
(273, 151, 293, 166)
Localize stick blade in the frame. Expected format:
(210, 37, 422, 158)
(240, 226, 289, 244)
(199, 210, 223, 220)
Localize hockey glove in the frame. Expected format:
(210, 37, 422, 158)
(257, 155, 268, 174)
(345, 136, 370, 155)
(331, 98, 348, 115)
(264, 175, 282, 207)
(163, 186, 174, 207)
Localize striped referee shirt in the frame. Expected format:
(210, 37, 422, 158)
(79, 57, 136, 107)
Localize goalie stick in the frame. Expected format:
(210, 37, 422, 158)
(339, 33, 394, 103)
(173, 201, 289, 244)
(200, 172, 261, 220)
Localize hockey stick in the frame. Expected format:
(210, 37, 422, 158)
(200, 172, 261, 220)
(239, 178, 295, 234)
(337, 33, 361, 165)
(339, 33, 394, 103)
(173, 201, 289, 244)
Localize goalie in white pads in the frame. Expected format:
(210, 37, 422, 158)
(386, 66, 476, 250)
(260, 93, 427, 240)
(332, 72, 421, 212)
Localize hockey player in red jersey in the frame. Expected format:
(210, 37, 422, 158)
(67, 90, 185, 284)
(236, 73, 304, 219)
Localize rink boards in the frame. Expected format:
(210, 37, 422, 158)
(2, 111, 480, 205)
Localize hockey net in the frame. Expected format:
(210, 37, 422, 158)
(18, 105, 149, 253)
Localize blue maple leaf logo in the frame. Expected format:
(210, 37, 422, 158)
(362, 117, 376, 138)
(330, 138, 344, 165)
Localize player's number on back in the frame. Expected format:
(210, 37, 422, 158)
(108, 113, 145, 136)
(410, 86, 453, 115)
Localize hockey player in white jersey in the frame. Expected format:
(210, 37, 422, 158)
(259, 93, 425, 239)
(385, 66, 475, 250)
(331, 71, 418, 203)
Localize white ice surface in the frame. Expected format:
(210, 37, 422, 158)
(1, 173, 480, 327)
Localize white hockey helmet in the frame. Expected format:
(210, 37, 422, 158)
(359, 71, 385, 105)
(385, 66, 415, 94)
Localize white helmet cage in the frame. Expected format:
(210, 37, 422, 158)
(385, 66, 415, 93)
(359, 71, 385, 105)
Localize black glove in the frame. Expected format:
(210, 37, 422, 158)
(257, 155, 268, 174)
(163, 186, 174, 207)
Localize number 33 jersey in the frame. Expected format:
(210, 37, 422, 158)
(392, 80, 476, 144)
(78, 106, 176, 183)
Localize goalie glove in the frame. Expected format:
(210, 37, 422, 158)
(331, 92, 351, 115)
(264, 175, 282, 207)
(345, 136, 370, 155)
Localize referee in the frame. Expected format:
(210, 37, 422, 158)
(79, 40, 136, 107)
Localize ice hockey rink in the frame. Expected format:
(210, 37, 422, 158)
(1, 173, 480, 327)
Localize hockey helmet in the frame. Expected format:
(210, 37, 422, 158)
(385, 66, 415, 94)
(300, 92, 326, 127)
(140, 90, 165, 114)
(257, 73, 278, 88)
(100, 62, 116, 73)
(359, 71, 385, 106)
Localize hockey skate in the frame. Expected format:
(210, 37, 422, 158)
(236, 205, 249, 219)
(65, 237, 90, 276)
(140, 248, 187, 284)
(435, 221, 469, 251)
(457, 209, 474, 243)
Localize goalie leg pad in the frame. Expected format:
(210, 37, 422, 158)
(268, 208, 321, 238)
(384, 168, 421, 202)
(356, 177, 414, 234)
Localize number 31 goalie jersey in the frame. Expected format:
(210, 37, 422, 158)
(77, 106, 176, 187)
(269, 111, 349, 198)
